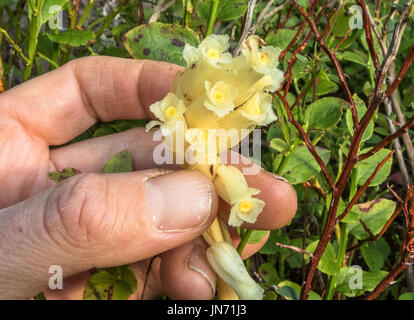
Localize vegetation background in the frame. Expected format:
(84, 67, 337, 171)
(1, 0, 414, 300)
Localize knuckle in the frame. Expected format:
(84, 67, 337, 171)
(44, 173, 112, 248)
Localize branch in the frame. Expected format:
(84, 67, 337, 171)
(233, 0, 257, 56)
(148, 0, 176, 23)
(250, 0, 289, 35)
(356, 0, 380, 71)
(275, 242, 314, 258)
(364, 262, 407, 300)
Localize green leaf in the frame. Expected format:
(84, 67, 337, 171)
(101, 150, 133, 174)
(83, 266, 137, 300)
(269, 138, 288, 152)
(277, 281, 322, 300)
(305, 97, 348, 130)
(336, 266, 387, 297)
(258, 263, 279, 285)
(308, 78, 339, 97)
(47, 29, 95, 46)
(93, 127, 116, 138)
(360, 239, 390, 272)
(197, 0, 247, 22)
(398, 292, 414, 300)
(348, 199, 396, 240)
(247, 230, 268, 244)
(305, 240, 338, 276)
(281, 146, 331, 184)
(346, 94, 374, 142)
(265, 29, 298, 51)
(39, 0, 69, 26)
(338, 51, 368, 66)
(356, 148, 393, 186)
(48, 168, 81, 183)
(259, 231, 289, 254)
(330, 7, 350, 37)
(124, 22, 200, 66)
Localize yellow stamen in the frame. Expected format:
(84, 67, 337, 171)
(164, 106, 178, 119)
(253, 104, 261, 116)
(207, 48, 219, 60)
(213, 90, 226, 104)
(238, 200, 252, 213)
(259, 52, 268, 64)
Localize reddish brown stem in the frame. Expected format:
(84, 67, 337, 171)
(364, 262, 407, 300)
(356, 0, 381, 71)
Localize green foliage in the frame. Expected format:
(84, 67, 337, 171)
(277, 280, 321, 300)
(83, 266, 137, 300)
(348, 199, 396, 240)
(360, 239, 390, 272)
(281, 146, 331, 184)
(124, 22, 199, 66)
(247, 230, 268, 244)
(47, 29, 95, 46)
(398, 292, 414, 300)
(48, 168, 81, 182)
(304, 97, 348, 130)
(197, 0, 248, 23)
(356, 149, 393, 186)
(101, 150, 133, 174)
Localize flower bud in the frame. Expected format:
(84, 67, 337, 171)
(206, 242, 264, 300)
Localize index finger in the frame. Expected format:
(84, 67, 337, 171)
(0, 56, 182, 145)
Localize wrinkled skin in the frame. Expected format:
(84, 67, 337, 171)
(0, 57, 297, 299)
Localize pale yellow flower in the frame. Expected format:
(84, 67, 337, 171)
(228, 188, 265, 227)
(146, 93, 186, 136)
(205, 81, 238, 117)
(184, 34, 232, 68)
(241, 36, 284, 92)
(239, 91, 277, 126)
(214, 165, 265, 227)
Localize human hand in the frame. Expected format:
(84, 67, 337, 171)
(0, 56, 297, 300)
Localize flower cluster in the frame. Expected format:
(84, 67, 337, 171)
(146, 34, 283, 300)
(147, 34, 282, 228)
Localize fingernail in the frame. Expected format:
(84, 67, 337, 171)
(145, 170, 214, 231)
(188, 245, 216, 296)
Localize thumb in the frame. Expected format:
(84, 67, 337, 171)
(0, 169, 217, 299)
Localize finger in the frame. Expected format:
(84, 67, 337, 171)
(218, 152, 297, 230)
(0, 56, 182, 146)
(50, 127, 181, 173)
(0, 169, 217, 299)
(50, 127, 168, 172)
(160, 237, 216, 300)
